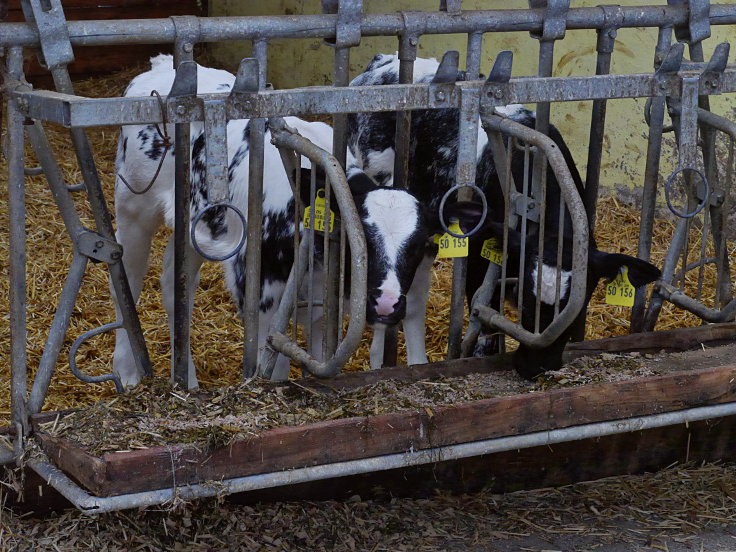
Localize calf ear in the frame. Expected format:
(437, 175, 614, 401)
(589, 251, 661, 287)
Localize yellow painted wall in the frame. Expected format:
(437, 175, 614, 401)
(208, 1, 736, 193)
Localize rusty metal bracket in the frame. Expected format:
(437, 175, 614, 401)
(76, 231, 123, 264)
(322, 0, 363, 48)
(170, 15, 201, 65)
(596, 4, 625, 54)
(668, 0, 711, 46)
(528, 0, 570, 42)
(20, 0, 74, 70)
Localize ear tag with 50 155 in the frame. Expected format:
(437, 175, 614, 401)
(303, 189, 335, 233)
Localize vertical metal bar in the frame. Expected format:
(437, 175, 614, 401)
(7, 46, 28, 438)
(325, 45, 350, 362)
(322, 174, 333, 360)
(293, 155, 301, 345)
(465, 32, 483, 80)
(534, 157, 548, 334)
(171, 41, 195, 387)
(306, 167, 317, 359)
(554, 194, 565, 316)
(242, 39, 268, 378)
(583, 26, 616, 237)
(531, 39, 555, 198)
(393, 33, 417, 190)
(447, 86, 480, 360)
(517, 142, 531, 314)
(643, 74, 701, 331)
(696, 207, 710, 301)
(715, 137, 734, 306)
(498, 138, 514, 335)
(631, 27, 672, 333)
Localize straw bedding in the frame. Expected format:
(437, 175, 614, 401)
(0, 64, 733, 428)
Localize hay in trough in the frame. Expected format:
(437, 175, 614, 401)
(43, 351, 668, 455)
(0, 64, 734, 426)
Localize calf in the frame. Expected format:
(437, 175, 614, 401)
(347, 53, 661, 378)
(113, 55, 456, 387)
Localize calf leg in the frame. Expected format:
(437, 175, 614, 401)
(402, 253, 434, 366)
(161, 237, 203, 389)
(112, 205, 161, 389)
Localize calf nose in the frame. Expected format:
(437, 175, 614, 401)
(369, 289, 406, 318)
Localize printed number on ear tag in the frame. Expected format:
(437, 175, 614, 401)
(480, 238, 503, 266)
(605, 266, 636, 307)
(303, 189, 335, 233)
(435, 221, 468, 258)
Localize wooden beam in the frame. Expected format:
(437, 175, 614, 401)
(35, 362, 736, 497)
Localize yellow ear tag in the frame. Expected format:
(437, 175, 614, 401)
(436, 221, 468, 258)
(480, 237, 503, 266)
(303, 189, 335, 233)
(605, 266, 636, 307)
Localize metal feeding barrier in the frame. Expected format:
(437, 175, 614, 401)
(3, 0, 736, 510)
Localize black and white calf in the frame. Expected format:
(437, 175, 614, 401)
(347, 53, 661, 378)
(113, 55, 458, 387)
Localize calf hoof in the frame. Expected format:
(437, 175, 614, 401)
(472, 333, 505, 357)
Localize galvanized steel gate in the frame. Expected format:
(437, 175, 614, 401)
(3, 0, 736, 511)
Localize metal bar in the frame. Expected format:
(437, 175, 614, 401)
(28, 254, 88, 414)
(447, 85, 481, 360)
(7, 46, 29, 440)
(654, 282, 736, 322)
(465, 31, 483, 79)
(242, 40, 268, 379)
(474, 114, 588, 348)
(4, 5, 736, 48)
(631, 27, 673, 333)
(260, 123, 367, 379)
(28, 399, 736, 515)
(15, 69, 736, 128)
(326, 43, 350, 363)
(392, 33, 417, 190)
(47, 66, 153, 385)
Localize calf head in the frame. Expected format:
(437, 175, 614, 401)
(299, 168, 458, 327)
(482, 220, 661, 379)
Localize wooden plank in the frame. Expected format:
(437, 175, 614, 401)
(233, 415, 736, 504)
(566, 322, 736, 355)
(301, 354, 514, 393)
(36, 433, 107, 494)
(37, 362, 736, 497)
(312, 324, 736, 394)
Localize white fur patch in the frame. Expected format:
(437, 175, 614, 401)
(363, 188, 419, 266)
(366, 149, 396, 181)
(531, 262, 572, 306)
(378, 271, 401, 297)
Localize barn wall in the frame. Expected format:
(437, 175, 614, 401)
(208, 0, 736, 194)
(6, 0, 207, 83)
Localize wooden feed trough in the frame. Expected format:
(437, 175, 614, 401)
(23, 323, 736, 508)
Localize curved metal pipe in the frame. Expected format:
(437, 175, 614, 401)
(474, 113, 589, 349)
(260, 120, 367, 379)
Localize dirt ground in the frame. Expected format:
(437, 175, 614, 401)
(4, 462, 736, 551)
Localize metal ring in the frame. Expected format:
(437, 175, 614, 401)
(190, 202, 247, 262)
(664, 166, 709, 219)
(69, 322, 124, 393)
(438, 183, 488, 238)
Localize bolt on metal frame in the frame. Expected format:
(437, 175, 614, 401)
(2, 0, 736, 503)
